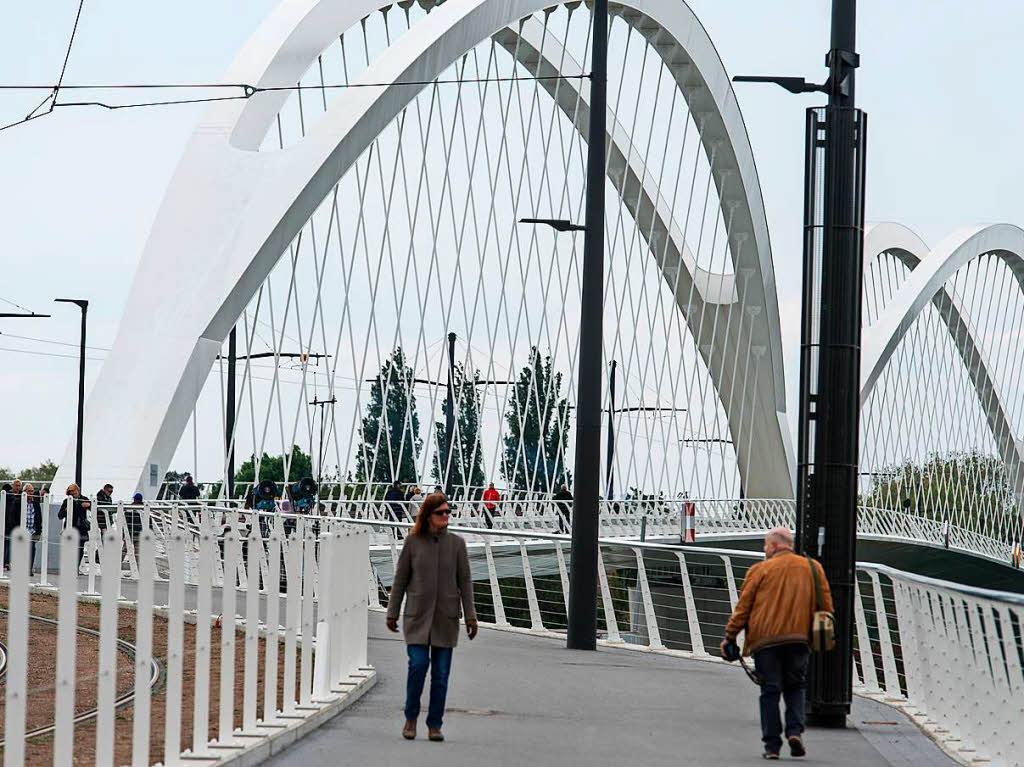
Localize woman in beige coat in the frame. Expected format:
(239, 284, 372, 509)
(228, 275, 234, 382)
(386, 493, 478, 741)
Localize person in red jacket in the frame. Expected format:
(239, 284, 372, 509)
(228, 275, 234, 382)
(481, 482, 500, 527)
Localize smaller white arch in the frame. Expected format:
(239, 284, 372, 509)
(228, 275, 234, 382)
(862, 222, 1024, 504)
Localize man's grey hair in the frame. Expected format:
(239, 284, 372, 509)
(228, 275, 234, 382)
(766, 527, 794, 548)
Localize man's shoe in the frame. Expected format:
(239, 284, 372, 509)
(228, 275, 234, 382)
(402, 719, 416, 740)
(428, 728, 445, 742)
(762, 750, 780, 760)
(788, 735, 806, 757)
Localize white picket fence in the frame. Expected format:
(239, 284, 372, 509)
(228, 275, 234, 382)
(0, 502, 371, 767)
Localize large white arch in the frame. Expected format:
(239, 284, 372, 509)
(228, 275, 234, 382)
(54, 0, 793, 498)
(861, 222, 1024, 503)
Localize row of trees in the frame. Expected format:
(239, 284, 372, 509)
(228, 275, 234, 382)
(862, 449, 1018, 529)
(0, 459, 58, 482)
(354, 346, 571, 491)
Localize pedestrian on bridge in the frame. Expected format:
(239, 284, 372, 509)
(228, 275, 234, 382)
(720, 527, 833, 760)
(386, 492, 478, 743)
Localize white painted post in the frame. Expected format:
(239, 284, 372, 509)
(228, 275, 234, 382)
(192, 526, 215, 755)
(242, 523, 260, 732)
(53, 529, 80, 766)
(4, 529, 30, 767)
(352, 530, 369, 669)
(95, 529, 122, 767)
(633, 548, 664, 650)
(483, 539, 508, 627)
(519, 543, 543, 631)
(283, 527, 302, 716)
(39, 492, 51, 586)
(164, 533, 186, 767)
(312, 533, 333, 701)
(86, 502, 98, 594)
(122, 513, 139, 580)
(554, 542, 570, 612)
(328, 534, 345, 689)
(868, 572, 900, 698)
(0, 490, 7, 579)
(299, 529, 316, 707)
(853, 574, 880, 692)
(597, 548, 621, 643)
(262, 523, 282, 725)
(132, 532, 155, 767)
(115, 502, 126, 600)
(217, 531, 240, 746)
(675, 552, 707, 656)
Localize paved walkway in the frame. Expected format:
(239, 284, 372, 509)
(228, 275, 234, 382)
(265, 613, 953, 767)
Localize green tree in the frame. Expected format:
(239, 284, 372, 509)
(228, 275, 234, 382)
(502, 347, 570, 493)
(235, 445, 313, 484)
(19, 459, 58, 480)
(864, 450, 1016, 533)
(354, 348, 422, 484)
(432, 363, 485, 494)
(0, 460, 58, 482)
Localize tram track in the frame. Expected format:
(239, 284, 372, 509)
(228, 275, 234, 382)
(0, 609, 161, 744)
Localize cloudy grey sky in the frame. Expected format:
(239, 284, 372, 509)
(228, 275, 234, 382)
(0, 0, 1019, 476)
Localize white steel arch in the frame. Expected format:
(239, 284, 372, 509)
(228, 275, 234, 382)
(862, 222, 1024, 506)
(53, 0, 792, 498)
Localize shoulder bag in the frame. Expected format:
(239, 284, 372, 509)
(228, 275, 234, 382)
(806, 555, 836, 652)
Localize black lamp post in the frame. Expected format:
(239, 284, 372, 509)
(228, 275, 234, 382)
(55, 299, 88, 488)
(734, 0, 864, 727)
(518, 0, 607, 654)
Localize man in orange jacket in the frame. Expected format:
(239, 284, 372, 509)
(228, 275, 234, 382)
(720, 527, 833, 760)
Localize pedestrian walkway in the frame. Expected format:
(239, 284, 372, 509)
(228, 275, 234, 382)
(264, 613, 954, 767)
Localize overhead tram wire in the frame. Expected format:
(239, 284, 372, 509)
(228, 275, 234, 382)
(0, 74, 591, 116)
(0, 0, 85, 133)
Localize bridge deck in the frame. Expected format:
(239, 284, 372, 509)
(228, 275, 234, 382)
(264, 613, 952, 767)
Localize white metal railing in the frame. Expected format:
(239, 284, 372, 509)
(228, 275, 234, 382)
(351, 518, 1024, 767)
(0, 505, 371, 767)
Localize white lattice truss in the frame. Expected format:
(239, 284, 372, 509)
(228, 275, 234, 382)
(52, 1, 1024, 562)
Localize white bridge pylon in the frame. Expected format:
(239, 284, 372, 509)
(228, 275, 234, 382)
(54, 0, 794, 499)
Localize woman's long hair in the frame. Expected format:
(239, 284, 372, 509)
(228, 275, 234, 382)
(410, 492, 448, 537)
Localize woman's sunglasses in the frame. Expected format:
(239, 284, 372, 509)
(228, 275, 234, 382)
(431, 508, 450, 516)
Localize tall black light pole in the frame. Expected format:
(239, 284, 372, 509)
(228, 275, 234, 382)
(515, 0, 607, 652)
(606, 360, 616, 500)
(735, 0, 864, 727)
(55, 299, 88, 488)
(568, 0, 607, 652)
(445, 332, 457, 498)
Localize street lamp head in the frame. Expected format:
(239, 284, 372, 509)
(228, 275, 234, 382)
(55, 298, 89, 310)
(518, 217, 586, 233)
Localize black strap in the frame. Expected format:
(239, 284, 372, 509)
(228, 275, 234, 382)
(806, 555, 823, 612)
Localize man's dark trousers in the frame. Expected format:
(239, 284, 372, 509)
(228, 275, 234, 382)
(752, 643, 810, 752)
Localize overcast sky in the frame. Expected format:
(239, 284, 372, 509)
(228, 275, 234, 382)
(1, 0, 1020, 476)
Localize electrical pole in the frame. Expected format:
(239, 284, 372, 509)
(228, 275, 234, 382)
(310, 394, 337, 493)
(55, 299, 88, 488)
(221, 349, 329, 499)
(226, 327, 237, 499)
(566, 0, 607, 652)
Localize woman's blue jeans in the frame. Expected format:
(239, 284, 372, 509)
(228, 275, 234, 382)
(405, 644, 453, 729)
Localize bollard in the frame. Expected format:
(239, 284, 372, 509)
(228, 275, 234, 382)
(682, 501, 696, 543)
